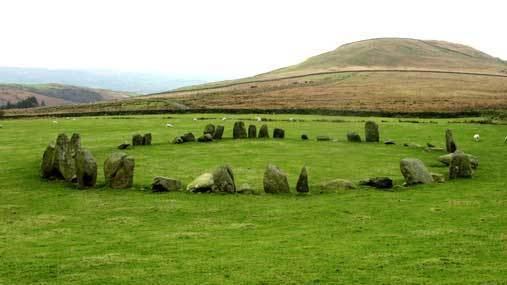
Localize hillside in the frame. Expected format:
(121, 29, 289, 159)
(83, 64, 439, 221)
(3, 38, 507, 117)
(0, 83, 132, 107)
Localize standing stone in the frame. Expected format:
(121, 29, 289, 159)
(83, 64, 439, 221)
(211, 165, 236, 193)
(69, 133, 81, 156)
(445, 129, 457, 153)
(143, 133, 152, 145)
(347, 132, 362, 142)
(132, 134, 144, 146)
(449, 151, 473, 179)
(203, 124, 215, 136)
(233, 121, 247, 139)
(273, 128, 285, 139)
(213, 125, 224, 139)
(152, 177, 182, 192)
(296, 166, 309, 193)
(319, 179, 357, 192)
(41, 144, 57, 179)
(400, 158, 434, 185)
(181, 133, 196, 142)
(365, 121, 379, 142)
(438, 153, 479, 169)
(248, 125, 257, 138)
(75, 148, 97, 189)
(54, 133, 76, 182)
(258, 124, 269, 138)
(263, 164, 290, 193)
(172, 137, 184, 144)
(104, 152, 135, 189)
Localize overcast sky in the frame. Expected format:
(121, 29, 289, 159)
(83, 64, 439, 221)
(1, 0, 506, 80)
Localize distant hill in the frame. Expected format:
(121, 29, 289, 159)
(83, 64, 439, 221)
(4, 38, 507, 117)
(0, 83, 131, 107)
(0, 67, 207, 94)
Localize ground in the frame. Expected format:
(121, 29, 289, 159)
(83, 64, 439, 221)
(0, 114, 506, 284)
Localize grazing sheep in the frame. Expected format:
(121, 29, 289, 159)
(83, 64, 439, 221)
(504, 136, 507, 143)
(221, 117, 227, 121)
(193, 118, 197, 121)
(52, 120, 58, 124)
(256, 117, 262, 122)
(166, 123, 174, 127)
(473, 134, 480, 142)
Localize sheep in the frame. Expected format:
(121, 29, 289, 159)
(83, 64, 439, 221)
(221, 117, 227, 121)
(504, 136, 507, 143)
(473, 134, 480, 142)
(52, 120, 58, 124)
(166, 123, 174, 127)
(256, 117, 262, 122)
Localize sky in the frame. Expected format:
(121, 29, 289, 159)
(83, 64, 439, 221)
(1, 0, 506, 80)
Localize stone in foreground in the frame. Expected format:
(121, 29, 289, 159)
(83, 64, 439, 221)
(152, 177, 182, 192)
(438, 153, 479, 169)
(75, 148, 97, 189)
(41, 144, 57, 179)
(347, 132, 361, 142)
(296, 166, 309, 193)
(319, 179, 357, 192)
(55, 133, 77, 182)
(263, 164, 290, 193)
(359, 177, 393, 189)
(233, 121, 247, 139)
(248, 125, 257, 138)
(258, 124, 269, 138)
(273, 128, 285, 139)
(211, 165, 236, 193)
(104, 152, 135, 189)
(449, 151, 473, 179)
(132, 134, 144, 146)
(400, 158, 434, 185)
(445, 129, 457, 153)
(365, 121, 379, 142)
(187, 173, 214, 192)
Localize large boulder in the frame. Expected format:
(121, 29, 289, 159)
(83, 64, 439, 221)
(365, 121, 379, 142)
(181, 133, 196, 142)
(211, 165, 236, 193)
(296, 166, 309, 193)
(143, 133, 152, 145)
(400, 158, 434, 185)
(152, 177, 182, 192)
(449, 151, 473, 179)
(273, 128, 285, 139)
(75, 148, 97, 189)
(132, 134, 144, 146)
(40, 144, 57, 179)
(263, 164, 290, 193)
(347, 132, 361, 142)
(203, 124, 215, 136)
(438, 153, 478, 169)
(319, 179, 357, 192)
(445, 129, 457, 153)
(54, 133, 76, 182)
(233, 121, 247, 139)
(359, 177, 393, 189)
(248, 125, 257, 138)
(258, 124, 269, 138)
(186, 173, 214, 192)
(213, 125, 224, 139)
(104, 152, 135, 189)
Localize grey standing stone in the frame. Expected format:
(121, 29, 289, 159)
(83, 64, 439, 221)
(118, 143, 130, 150)
(143, 133, 152, 145)
(55, 133, 76, 182)
(365, 121, 379, 142)
(104, 152, 135, 189)
(211, 165, 236, 193)
(400, 158, 434, 185)
(258, 124, 269, 138)
(359, 177, 393, 189)
(449, 151, 473, 179)
(233, 121, 247, 139)
(69, 133, 81, 156)
(438, 153, 479, 169)
(41, 144, 57, 179)
(263, 164, 290, 193)
(301, 134, 309, 140)
(248, 125, 257, 138)
(213, 125, 224, 139)
(273, 128, 285, 139)
(152, 177, 182, 192)
(132, 134, 144, 146)
(296, 166, 309, 193)
(347, 132, 362, 142)
(75, 148, 97, 189)
(319, 179, 357, 192)
(445, 129, 457, 153)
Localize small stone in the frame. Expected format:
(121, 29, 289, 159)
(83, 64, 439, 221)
(213, 125, 224, 139)
(445, 129, 457, 153)
(365, 121, 379, 142)
(104, 152, 135, 189)
(263, 164, 290, 193)
(384, 139, 395, 145)
(359, 177, 393, 189)
(400, 158, 434, 185)
(431, 173, 445, 183)
(75, 148, 97, 189)
(347, 132, 361, 142)
(273, 128, 285, 139)
(301, 134, 309, 140)
(258, 124, 269, 138)
(211, 165, 236, 193)
(296, 166, 309, 193)
(237, 183, 255, 194)
(248, 125, 257, 138)
(152, 177, 182, 192)
(438, 153, 478, 169)
(316, 136, 331, 141)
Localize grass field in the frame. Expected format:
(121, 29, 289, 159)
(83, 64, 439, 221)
(0, 114, 506, 284)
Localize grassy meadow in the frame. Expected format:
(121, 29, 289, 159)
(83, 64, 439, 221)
(0, 114, 506, 284)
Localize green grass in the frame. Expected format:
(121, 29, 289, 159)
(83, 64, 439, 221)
(0, 114, 506, 284)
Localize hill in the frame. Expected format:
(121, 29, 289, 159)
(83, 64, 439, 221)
(3, 38, 507, 117)
(0, 83, 132, 107)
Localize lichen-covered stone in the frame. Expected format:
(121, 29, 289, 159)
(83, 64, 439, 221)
(319, 179, 357, 192)
(104, 152, 135, 189)
(75, 148, 97, 189)
(263, 164, 290, 193)
(41, 144, 57, 179)
(203, 124, 215, 136)
(400, 158, 434, 185)
(347, 132, 361, 142)
(296, 166, 309, 193)
(248, 125, 257, 138)
(132, 134, 144, 146)
(449, 151, 473, 179)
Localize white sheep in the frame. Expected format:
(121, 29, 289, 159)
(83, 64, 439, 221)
(52, 120, 58, 124)
(166, 123, 174, 127)
(193, 118, 197, 121)
(222, 117, 227, 121)
(256, 117, 262, 122)
(473, 134, 480, 142)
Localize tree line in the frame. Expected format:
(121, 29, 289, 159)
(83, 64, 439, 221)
(1, 96, 45, 110)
